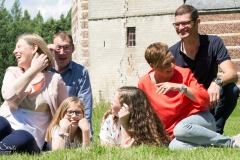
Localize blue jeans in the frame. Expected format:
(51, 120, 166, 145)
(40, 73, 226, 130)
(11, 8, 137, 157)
(211, 83, 239, 134)
(169, 112, 233, 149)
(0, 116, 40, 154)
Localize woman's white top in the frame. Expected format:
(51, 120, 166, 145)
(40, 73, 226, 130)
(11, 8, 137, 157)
(99, 114, 121, 145)
(7, 108, 51, 149)
(6, 94, 51, 149)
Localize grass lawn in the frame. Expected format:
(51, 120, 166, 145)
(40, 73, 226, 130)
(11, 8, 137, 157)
(1, 100, 240, 160)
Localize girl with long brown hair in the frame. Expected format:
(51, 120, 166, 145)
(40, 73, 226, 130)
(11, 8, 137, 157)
(99, 86, 170, 147)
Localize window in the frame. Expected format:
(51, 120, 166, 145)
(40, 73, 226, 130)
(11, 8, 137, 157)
(127, 27, 136, 47)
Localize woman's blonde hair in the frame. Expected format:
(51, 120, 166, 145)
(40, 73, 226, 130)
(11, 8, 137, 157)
(45, 97, 85, 142)
(17, 33, 53, 71)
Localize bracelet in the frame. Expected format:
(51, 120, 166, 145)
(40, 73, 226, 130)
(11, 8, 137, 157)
(16, 92, 20, 98)
(59, 131, 69, 137)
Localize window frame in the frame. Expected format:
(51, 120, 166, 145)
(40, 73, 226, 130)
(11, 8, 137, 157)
(127, 27, 136, 47)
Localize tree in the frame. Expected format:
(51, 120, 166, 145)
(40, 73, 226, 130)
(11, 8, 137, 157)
(10, 0, 22, 21)
(21, 10, 34, 33)
(0, 1, 71, 103)
(0, 0, 16, 103)
(41, 18, 58, 43)
(7, 0, 23, 65)
(33, 11, 44, 35)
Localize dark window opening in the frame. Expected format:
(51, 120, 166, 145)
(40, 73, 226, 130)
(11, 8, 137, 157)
(127, 27, 136, 47)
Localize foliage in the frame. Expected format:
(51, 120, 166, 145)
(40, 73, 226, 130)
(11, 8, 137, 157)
(0, 0, 71, 103)
(0, 100, 240, 159)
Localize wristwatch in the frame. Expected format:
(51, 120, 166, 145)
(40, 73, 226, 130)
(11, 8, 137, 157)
(180, 84, 187, 93)
(213, 78, 223, 86)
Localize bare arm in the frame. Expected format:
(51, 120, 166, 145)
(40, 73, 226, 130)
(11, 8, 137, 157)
(208, 60, 238, 108)
(51, 118, 71, 151)
(78, 118, 91, 147)
(3, 53, 48, 102)
(119, 104, 135, 148)
(219, 60, 238, 85)
(51, 134, 69, 151)
(15, 54, 49, 96)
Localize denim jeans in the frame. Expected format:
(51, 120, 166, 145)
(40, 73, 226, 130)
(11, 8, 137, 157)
(211, 83, 239, 134)
(169, 112, 233, 150)
(0, 116, 40, 154)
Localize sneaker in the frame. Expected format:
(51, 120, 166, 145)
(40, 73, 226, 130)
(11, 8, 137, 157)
(232, 134, 240, 148)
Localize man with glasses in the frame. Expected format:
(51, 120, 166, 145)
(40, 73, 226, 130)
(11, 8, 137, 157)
(169, 4, 239, 134)
(48, 31, 93, 138)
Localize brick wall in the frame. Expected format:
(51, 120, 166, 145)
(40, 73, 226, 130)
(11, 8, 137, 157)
(198, 10, 240, 86)
(72, 0, 90, 67)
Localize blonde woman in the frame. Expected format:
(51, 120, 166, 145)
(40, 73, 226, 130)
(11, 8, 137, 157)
(45, 97, 90, 151)
(0, 33, 68, 154)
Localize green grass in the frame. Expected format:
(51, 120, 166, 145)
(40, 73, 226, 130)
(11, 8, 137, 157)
(1, 100, 240, 160)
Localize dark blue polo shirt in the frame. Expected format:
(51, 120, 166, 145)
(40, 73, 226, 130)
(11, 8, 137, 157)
(169, 34, 230, 89)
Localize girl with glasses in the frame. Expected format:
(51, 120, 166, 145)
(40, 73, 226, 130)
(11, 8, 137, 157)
(45, 97, 90, 151)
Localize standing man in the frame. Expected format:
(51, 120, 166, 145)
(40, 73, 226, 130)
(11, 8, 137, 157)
(48, 31, 93, 136)
(169, 4, 239, 134)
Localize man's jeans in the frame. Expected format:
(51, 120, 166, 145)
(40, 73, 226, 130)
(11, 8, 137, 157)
(210, 83, 239, 134)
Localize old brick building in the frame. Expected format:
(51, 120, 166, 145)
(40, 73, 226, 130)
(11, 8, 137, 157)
(71, 0, 240, 103)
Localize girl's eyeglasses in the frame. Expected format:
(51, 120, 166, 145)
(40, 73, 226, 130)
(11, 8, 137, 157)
(66, 110, 83, 116)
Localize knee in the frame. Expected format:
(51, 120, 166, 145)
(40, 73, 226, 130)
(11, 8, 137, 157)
(0, 116, 12, 136)
(223, 83, 239, 97)
(0, 116, 10, 128)
(12, 130, 40, 153)
(173, 122, 193, 138)
(13, 130, 35, 143)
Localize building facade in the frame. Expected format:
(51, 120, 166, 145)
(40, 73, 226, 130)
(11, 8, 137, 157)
(71, 0, 240, 103)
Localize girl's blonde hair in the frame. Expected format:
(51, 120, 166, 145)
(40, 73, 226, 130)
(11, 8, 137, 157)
(17, 33, 53, 71)
(45, 97, 85, 142)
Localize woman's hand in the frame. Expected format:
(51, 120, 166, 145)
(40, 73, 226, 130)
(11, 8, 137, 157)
(30, 52, 49, 73)
(78, 118, 90, 131)
(59, 117, 71, 133)
(155, 82, 181, 94)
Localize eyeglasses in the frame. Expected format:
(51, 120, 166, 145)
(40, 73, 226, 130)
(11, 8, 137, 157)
(66, 110, 83, 116)
(172, 19, 195, 28)
(55, 45, 72, 51)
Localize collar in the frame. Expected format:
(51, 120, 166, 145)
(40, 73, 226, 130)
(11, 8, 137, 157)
(52, 61, 73, 73)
